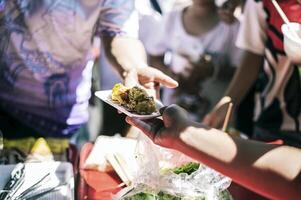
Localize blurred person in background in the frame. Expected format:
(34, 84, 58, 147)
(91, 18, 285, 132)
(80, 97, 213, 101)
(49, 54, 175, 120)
(0, 1, 177, 141)
(147, 0, 242, 121)
(216, 0, 256, 137)
(204, 0, 301, 147)
(215, 0, 241, 24)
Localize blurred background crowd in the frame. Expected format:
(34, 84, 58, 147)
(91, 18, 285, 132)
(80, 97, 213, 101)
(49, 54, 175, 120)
(90, 0, 247, 140)
(0, 0, 301, 199)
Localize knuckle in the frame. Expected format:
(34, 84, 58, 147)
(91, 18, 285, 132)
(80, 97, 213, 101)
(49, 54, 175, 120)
(164, 104, 186, 116)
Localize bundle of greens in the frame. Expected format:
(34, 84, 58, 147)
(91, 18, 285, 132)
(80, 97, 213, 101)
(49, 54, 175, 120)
(171, 162, 200, 175)
(126, 191, 232, 200)
(124, 162, 232, 200)
(112, 83, 156, 115)
(125, 191, 182, 200)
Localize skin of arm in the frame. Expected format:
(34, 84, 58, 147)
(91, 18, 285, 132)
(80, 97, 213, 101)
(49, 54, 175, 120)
(177, 126, 301, 200)
(224, 50, 263, 105)
(102, 36, 147, 76)
(102, 36, 178, 91)
(203, 50, 263, 127)
(126, 105, 301, 200)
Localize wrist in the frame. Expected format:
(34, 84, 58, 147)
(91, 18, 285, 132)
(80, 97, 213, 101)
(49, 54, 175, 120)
(122, 61, 148, 72)
(121, 62, 147, 76)
(122, 63, 149, 87)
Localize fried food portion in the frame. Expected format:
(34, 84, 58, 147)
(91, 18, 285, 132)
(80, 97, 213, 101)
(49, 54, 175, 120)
(112, 83, 156, 115)
(112, 83, 129, 104)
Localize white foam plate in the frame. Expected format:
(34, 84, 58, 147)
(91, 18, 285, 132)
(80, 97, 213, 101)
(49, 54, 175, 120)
(95, 90, 163, 119)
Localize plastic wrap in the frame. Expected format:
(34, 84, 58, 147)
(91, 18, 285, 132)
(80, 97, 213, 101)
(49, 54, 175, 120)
(114, 135, 232, 200)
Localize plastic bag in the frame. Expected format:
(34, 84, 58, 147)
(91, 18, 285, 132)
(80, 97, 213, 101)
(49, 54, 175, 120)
(114, 134, 232, 200)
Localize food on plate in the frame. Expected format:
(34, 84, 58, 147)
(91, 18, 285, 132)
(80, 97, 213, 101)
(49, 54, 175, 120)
(112, 83, 156, 115)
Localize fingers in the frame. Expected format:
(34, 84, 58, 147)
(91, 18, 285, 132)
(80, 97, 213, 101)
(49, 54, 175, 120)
(126, 117, 150, 132)
(150, 68, 178, 88)
(126, 108, 187, 148)
(162, 104, 188, 128)
(125, 117, 156, 141)
(154, 82, 161, 99)
(139, 67, 179, 88)
(142, 82, 157, 98)
(159, 106, 167, 115)
(134, 67, 178, 89)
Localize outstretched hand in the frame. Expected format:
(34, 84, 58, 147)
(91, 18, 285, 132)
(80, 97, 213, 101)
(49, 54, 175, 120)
(126, 105, 192, 149)
(124, 67, 178, 98)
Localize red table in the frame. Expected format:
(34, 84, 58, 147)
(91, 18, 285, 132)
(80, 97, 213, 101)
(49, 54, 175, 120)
(78, 143, 123, 200)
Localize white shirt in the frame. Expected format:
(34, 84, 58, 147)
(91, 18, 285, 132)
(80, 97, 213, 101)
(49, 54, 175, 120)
(146, 7, 242, 119)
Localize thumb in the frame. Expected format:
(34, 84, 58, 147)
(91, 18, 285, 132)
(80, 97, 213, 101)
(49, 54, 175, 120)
(162, 104, 188, 128)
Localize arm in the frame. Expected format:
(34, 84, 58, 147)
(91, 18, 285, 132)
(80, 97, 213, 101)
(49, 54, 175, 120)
(203, 50, 263, 127)
(102, 36, 177, 91)
(177, 126, 301, 200)
(225, 0, 266, 105)
(224, 50, 262, 105)
(127, 105, 301, 200)
(99, 1, 178, 90)
(204, 0, 267, 126)
(102, 36, 146, 82)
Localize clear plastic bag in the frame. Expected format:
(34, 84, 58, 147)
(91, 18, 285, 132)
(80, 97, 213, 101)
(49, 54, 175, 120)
(114, 134, 232, 200)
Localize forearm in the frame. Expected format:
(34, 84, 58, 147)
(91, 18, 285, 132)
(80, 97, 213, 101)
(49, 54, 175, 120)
(176, 125, 301, 200)
(224, 50, 263, 105)
(102, 36, 147, 77)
